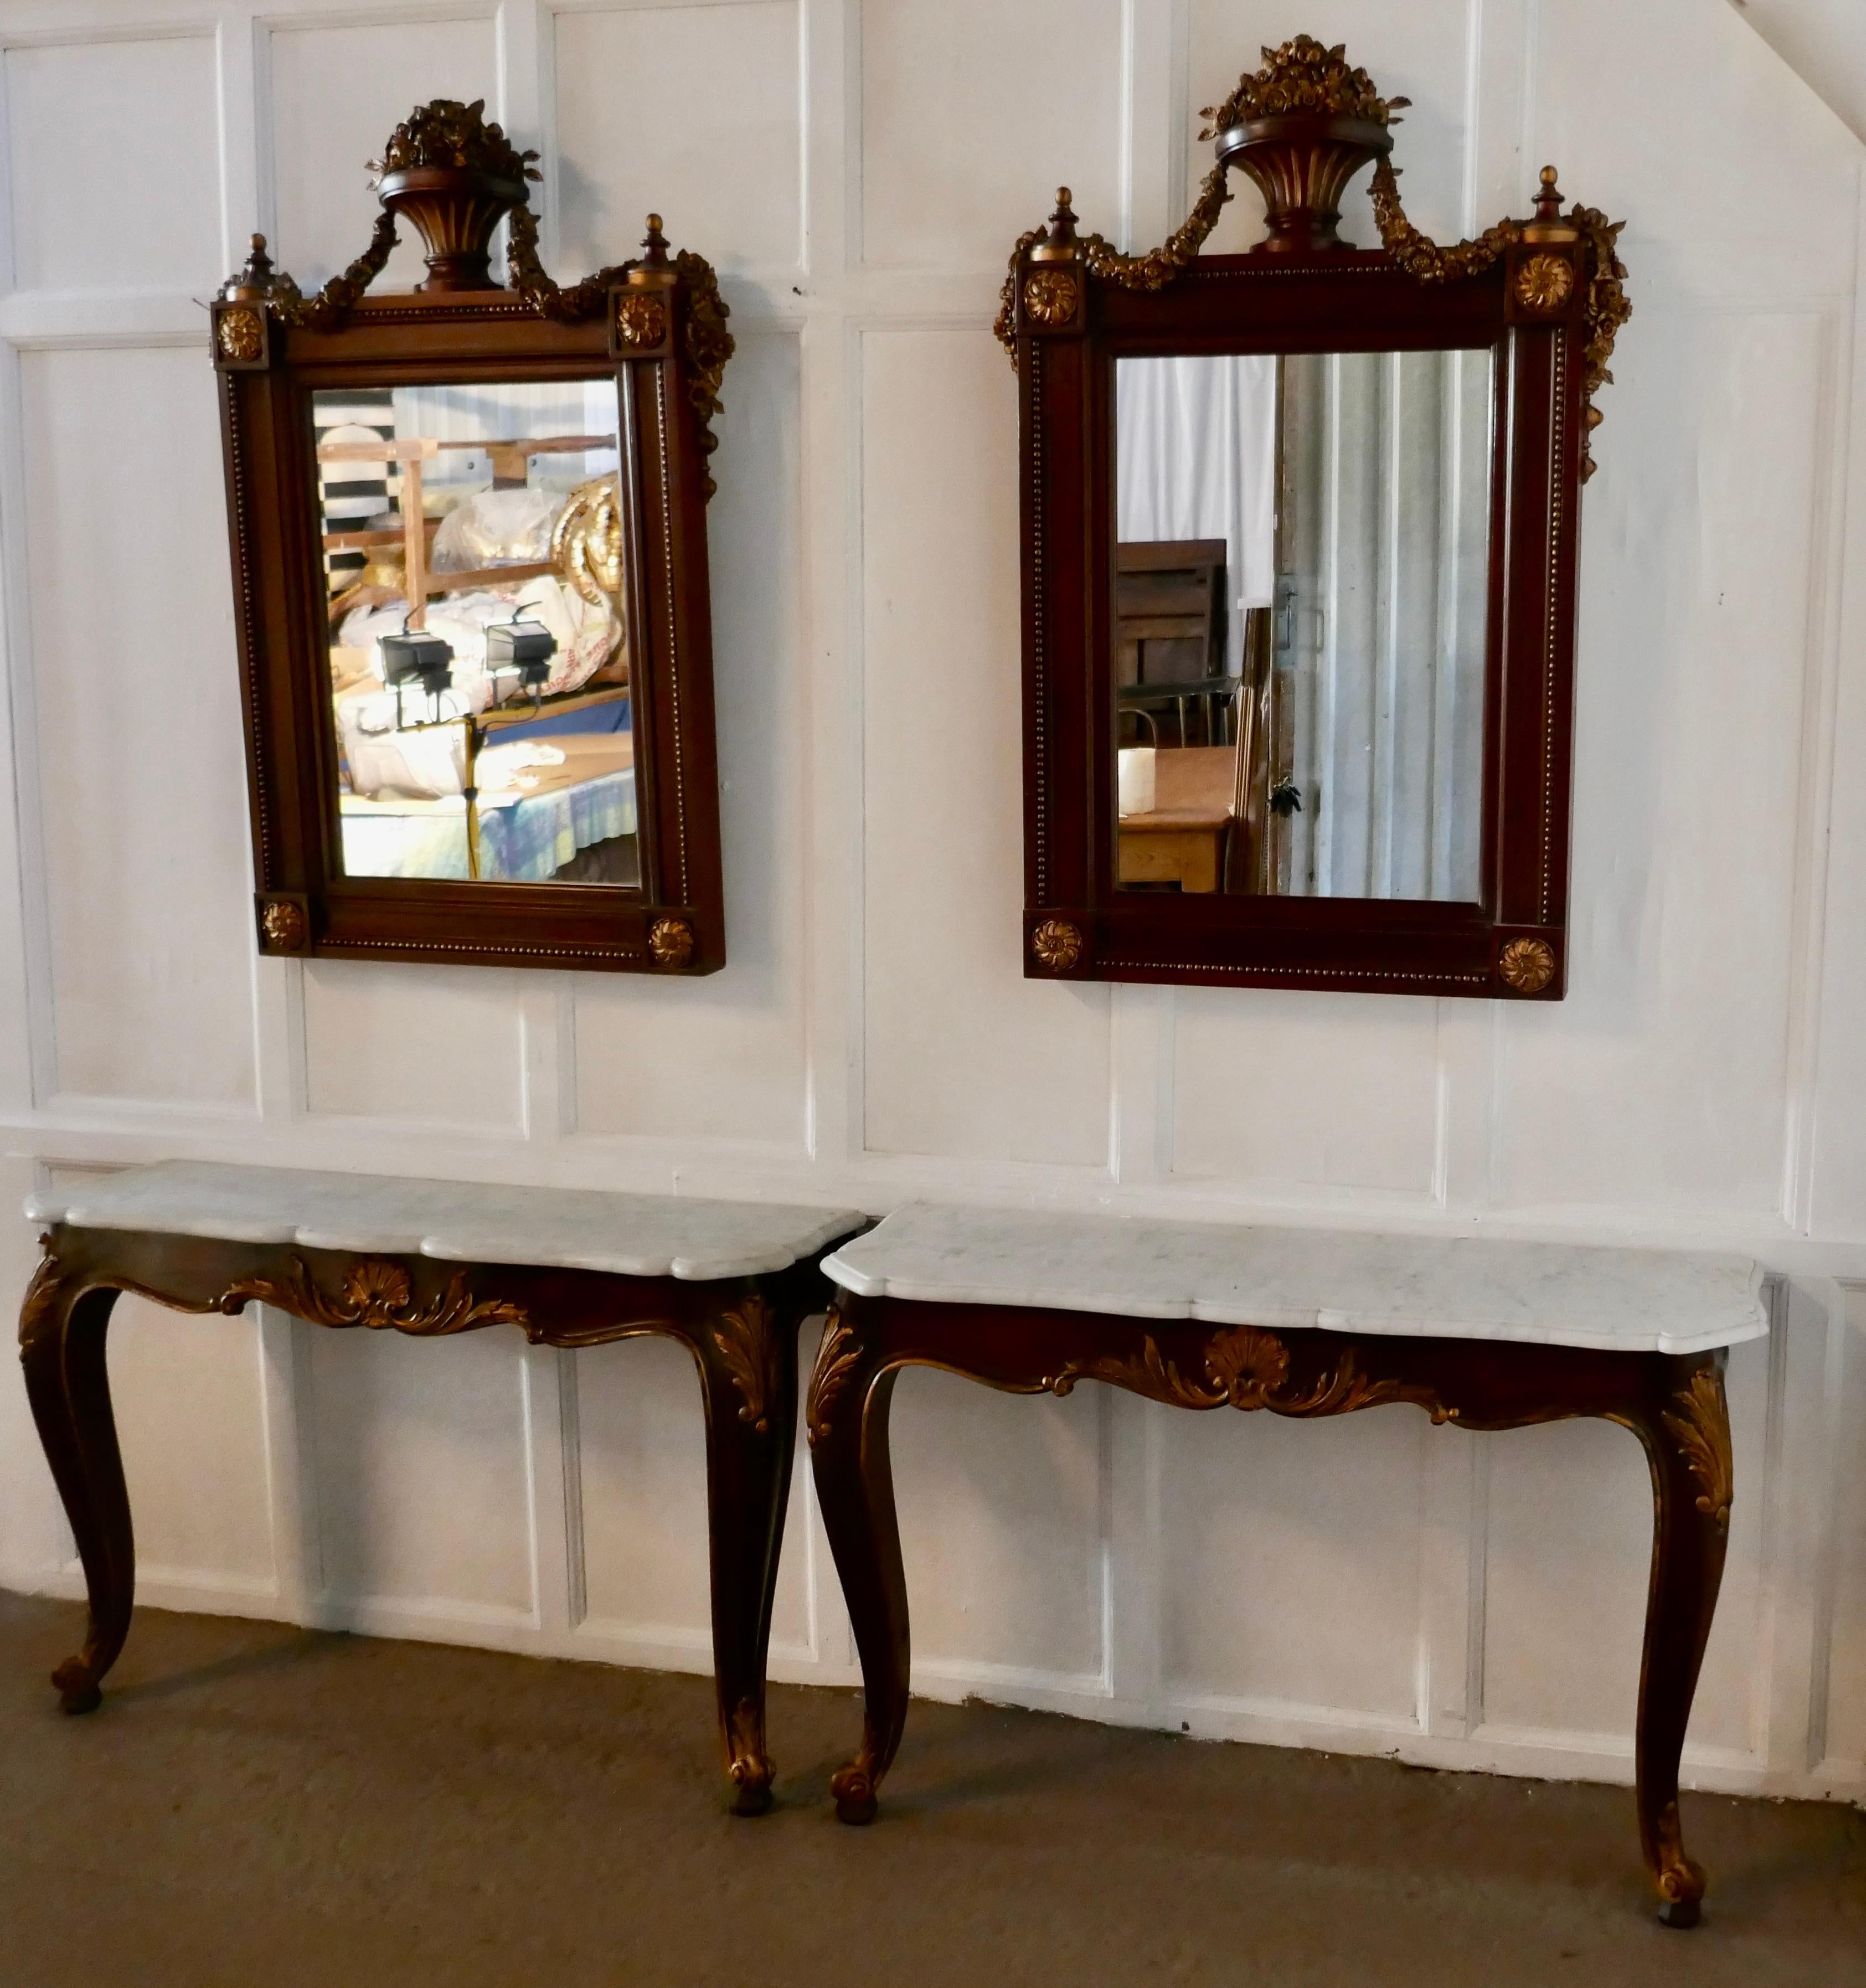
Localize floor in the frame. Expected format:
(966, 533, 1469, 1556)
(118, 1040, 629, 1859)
(2, 1590, 1862, 1987)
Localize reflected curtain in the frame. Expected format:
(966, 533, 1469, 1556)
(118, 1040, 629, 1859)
(1116, 354, 1277, 676)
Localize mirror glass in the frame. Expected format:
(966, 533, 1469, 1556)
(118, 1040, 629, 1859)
(315, 378, 635, 886)
(1114, 349, 1493, 901)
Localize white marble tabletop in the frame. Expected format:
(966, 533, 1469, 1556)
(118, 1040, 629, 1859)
(26, 1162, 866, 1284)
(821, 1204, 1768, 1355)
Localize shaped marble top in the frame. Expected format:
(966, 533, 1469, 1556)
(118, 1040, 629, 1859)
(821, 1204, 1769, 1355)
(25, 1162, 866, 1283)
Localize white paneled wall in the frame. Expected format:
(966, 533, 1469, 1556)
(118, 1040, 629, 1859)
(2, 0, 1865, 1810)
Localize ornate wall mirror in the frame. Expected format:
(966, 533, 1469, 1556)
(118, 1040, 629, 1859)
(215, 100, 731, 975)
(1005, 39, 1628, 1000)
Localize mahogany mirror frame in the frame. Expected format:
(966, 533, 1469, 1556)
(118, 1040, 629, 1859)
(213, 99, 731, 976)
(1005, 39, 1629, 1001)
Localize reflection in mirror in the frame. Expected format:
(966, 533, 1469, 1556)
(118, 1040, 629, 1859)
(1114, 349, 1493, 902)
(316, 379, 635, 886)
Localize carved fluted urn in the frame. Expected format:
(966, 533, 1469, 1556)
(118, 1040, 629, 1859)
(369, 97, 540, 290)
(1202, 35, 1410, 254)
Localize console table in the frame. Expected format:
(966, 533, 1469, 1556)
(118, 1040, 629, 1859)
(18, 1161, 863, 1814)
(806, 1204, 1767, 1926)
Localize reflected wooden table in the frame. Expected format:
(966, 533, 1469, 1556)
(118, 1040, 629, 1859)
(806, 1203, 1765, 1927)
(1118, 745, 1238, 893)
(1117, 806, 1231, 890)
(18, 1161, 863, 1814)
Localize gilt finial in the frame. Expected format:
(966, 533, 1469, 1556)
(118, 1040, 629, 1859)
(1028, 187, 1080, 264)
(219, 231, 280, 302)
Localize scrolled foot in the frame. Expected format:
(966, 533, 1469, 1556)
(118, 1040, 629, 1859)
(725, 1698, 775, 1816)
(831, 1763, 878, 1826)
(1649, 1799, 1707, 1928)
(52, 1658, 102, 1716)
(1656, 1856, 1706, 1930)
(728, 1760, 775, 1817)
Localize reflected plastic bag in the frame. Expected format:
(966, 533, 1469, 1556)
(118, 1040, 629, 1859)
(431, 487, 559, 570)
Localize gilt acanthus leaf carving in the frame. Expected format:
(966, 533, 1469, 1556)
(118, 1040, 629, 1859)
(1045, 1323, 1459, 1423)
(713, 1295, 779, 1435)
(807, 1307, 863, 1449)
(993, 165, 1236, 360)
(994, 53, 1628, 482)
(17, 1243, 66, 1351)
(221, 1255, 529, 1338)
(1368, 156, 1628, 480)
(1660, 1367, 1733, 1532)
(214, 102, 735, 490)
(507, 214, 735, 496)
(265, 211, 401, 331)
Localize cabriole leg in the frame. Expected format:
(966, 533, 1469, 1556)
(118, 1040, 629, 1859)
(1627, 1358, 1732, 1929)
(696, 1293, 801, 1815)
(807, 1302, 909, 1824)
(18, 1255, 131, 1713)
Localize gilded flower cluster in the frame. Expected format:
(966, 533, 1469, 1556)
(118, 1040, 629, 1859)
(1198, 35, 1408, 139)
(369, 97, 540, 184)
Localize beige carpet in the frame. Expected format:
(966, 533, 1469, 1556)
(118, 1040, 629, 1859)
(2, 1589, 1861, 1986)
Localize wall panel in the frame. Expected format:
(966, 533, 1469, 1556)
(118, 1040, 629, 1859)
(1821, 1307, 1866, 1770)
(4, 33, 219, 292)
(1496, 310, 1821, 1215)
(1538, 0, 1860, 304)
(266, 14, 499, 292)
(1172, 990, 1440, 1194)
(890, 1367, 1104, 1680)
(860, 0, 1123, 270)
(574, 331, 807, 1145)
(553, 2, 802, 279)
(309, 1326, 535, 1619)
(302, 960, 524, 1129)
(19, 345, 256, 1108)
(575, 1335, 712, 1636)
(1481, 1338, 1771, 1758)
(0, 1155, 60, 1580)
(860, 326, 1111, 1163)
(1158, 1403, 1427, 1720)
(107, 1297, 277, 1590)
(574, 1334, 811, 1654)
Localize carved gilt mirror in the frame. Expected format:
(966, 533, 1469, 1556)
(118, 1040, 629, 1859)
(1006, 39, 1629, 999)
(215, 100, 731, 974)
